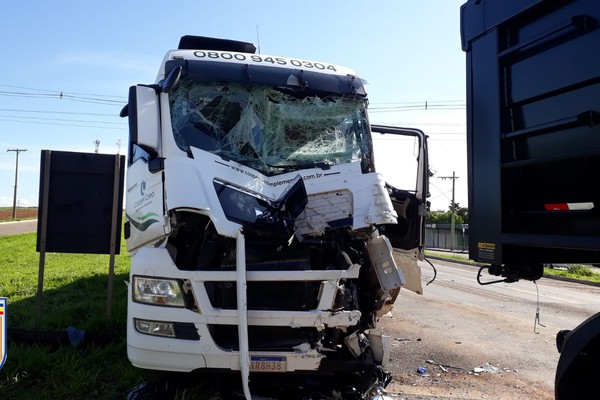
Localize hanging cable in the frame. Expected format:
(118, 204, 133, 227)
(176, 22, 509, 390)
(423, 257, 437, 285)
(534, 280, 546, 334)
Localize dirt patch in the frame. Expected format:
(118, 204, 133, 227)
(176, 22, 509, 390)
(0, 208, 38, 221)
(386, 367, 553, 399)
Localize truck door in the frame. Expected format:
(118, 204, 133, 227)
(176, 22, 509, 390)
(125, 155, 170, 252)
(123, 85, 171, 252)
(370, 125, 429, 294)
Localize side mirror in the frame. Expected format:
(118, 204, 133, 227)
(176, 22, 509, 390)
(158, 65, 182, 93)
(126, 85, 160, 161)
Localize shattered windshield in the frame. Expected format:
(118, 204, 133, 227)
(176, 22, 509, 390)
(169, 79, 372, 176)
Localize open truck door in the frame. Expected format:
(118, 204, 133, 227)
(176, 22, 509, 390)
(371, 125, 429, 296)
(123, 85, 171, 252)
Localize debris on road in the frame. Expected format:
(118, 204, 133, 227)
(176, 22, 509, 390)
(425, 359, 468, 373)
(473, 363, 501, 374)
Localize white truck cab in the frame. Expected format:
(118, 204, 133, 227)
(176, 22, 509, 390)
(121, 35, 429, 398)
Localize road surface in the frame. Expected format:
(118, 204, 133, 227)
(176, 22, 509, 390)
(379, 256, 600, 399)
(0, 220, 37, 236)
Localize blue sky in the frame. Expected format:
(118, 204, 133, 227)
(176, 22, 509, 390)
(0, 0, 467, 212)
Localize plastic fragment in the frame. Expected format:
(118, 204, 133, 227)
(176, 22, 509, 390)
(65, 326, 85, 347)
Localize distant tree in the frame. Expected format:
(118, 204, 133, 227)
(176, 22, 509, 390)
(456, 207, 469, 224)
(427, 206, 468, 225)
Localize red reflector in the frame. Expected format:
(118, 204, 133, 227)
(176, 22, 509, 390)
(544, 203, 569, 211)
(544, 202, 594, 211)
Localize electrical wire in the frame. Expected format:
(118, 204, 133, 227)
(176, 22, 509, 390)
(0, 117, 126, 130)
(423, 257, 437, 285)
(534, 280, 546, 334)
(0, 85, 126, 106)
(0, 83, 126, 100)
(0, 108, 118, 117)
(0, 114, 124, 125)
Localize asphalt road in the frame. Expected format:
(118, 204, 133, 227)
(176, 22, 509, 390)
(379, 257, 600, 399)
(0, 219, 37, 236)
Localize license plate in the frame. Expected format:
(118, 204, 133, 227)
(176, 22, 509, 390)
(250, 356, 286, 372)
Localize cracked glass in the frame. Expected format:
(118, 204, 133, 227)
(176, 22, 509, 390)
(169, 79, 372, 176)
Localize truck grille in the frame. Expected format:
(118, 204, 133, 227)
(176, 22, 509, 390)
(204, 281, 321, 311)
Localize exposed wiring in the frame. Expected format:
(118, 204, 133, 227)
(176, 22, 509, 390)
(476, 266, 508, 285)
(423, 257, 437, 285)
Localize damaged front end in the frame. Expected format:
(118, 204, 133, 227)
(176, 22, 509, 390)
(126, 160, 420, 380)
(160, 177, 404, 369)
(124, 47, 428, 399)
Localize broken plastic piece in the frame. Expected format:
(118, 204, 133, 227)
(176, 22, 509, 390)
(66, 326, 85, 347)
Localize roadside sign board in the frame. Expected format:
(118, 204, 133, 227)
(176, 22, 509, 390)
(36, 150, 125, 254)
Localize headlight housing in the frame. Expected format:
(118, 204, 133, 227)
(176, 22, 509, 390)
(134, 319, 176, 337)
(133, 276, 186, 307)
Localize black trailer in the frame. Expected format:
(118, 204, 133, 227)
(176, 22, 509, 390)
(461, 0, 600, 398)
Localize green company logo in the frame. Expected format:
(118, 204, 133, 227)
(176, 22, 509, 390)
(127, 212, 160, 232)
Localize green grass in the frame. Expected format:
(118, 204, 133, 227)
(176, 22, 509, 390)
(424, 250, 477, 264)
(543, 264, 600, 283)
(425, 250, 600, 283)
(0, 233, 169, 399)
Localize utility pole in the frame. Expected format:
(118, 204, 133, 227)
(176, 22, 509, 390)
(438, 171, 459, 252)
(7, 148, 27, 220)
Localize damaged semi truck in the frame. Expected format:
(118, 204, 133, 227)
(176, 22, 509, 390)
(121, 35, 429, 397)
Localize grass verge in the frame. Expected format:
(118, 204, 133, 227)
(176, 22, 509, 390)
(425, 250, 600, 284)
(0, 232, 160, 400)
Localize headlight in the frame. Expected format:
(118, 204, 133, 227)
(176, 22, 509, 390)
(133, 276, 185, 307)
(134, 319, 176, 337)
(213, 176, 307, 238)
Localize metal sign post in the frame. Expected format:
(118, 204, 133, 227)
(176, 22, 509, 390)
(35, 152, 52, 330)
(106, 154, 121, 321)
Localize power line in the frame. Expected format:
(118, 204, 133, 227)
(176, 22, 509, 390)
(0, 108, 118, 117)
(0, 117, 127, 130)
(370, 99, 465, 105)
(0, 91, 124, 106)
(382, 122, 466, 127)
(429, 181, 453, 202)
(0, 83, 125, 100)
(0, 114, 125, 125)
(0, 86, 126, 106)
(369, 101, 466, 112)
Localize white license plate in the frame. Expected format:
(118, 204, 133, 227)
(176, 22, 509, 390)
(250, 356, 286, 372)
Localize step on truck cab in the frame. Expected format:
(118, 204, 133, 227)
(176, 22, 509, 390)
(121, 35, 429, 397)
(461, 1, 600, 398)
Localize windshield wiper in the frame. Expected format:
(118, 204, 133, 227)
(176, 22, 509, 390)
(267, 161, 331, 171)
